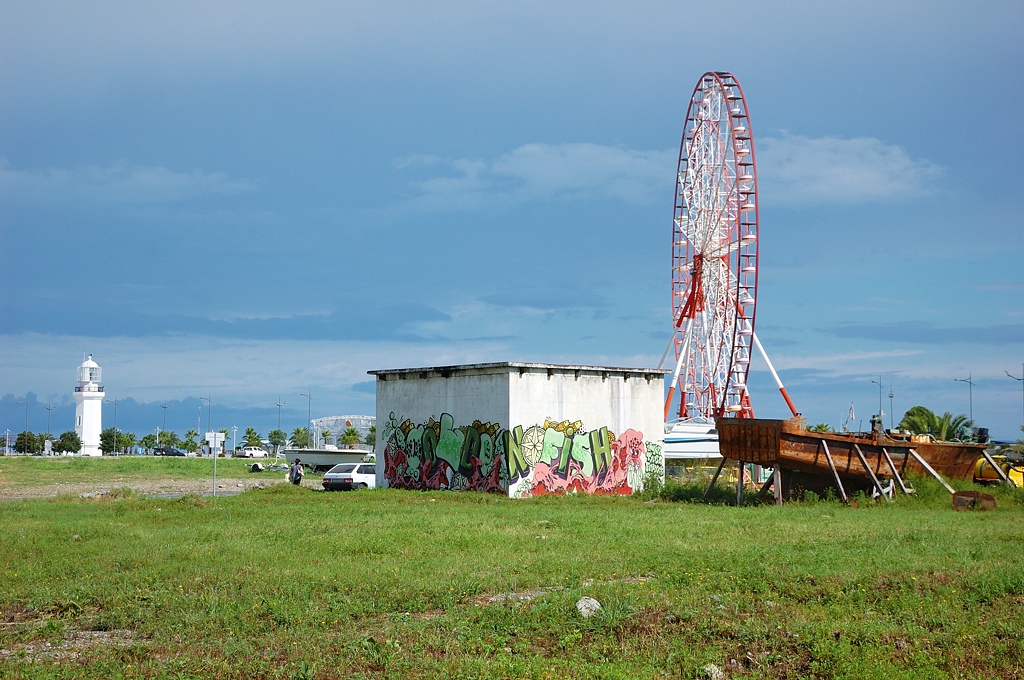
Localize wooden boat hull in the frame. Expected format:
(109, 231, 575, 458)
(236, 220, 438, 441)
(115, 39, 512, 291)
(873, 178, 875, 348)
(716, 417, 985, 495)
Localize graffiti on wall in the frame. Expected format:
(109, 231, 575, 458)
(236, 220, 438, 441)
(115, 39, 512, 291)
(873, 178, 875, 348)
(505, 419, 656, 497)
(382, 413, 664, 496)
(382, 412, 509, 493)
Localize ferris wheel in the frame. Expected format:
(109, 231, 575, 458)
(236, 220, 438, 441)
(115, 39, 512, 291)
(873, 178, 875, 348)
(663, 72, 759, 423)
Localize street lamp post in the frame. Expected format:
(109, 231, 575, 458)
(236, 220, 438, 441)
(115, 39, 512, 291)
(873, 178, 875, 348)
(16, 400, 30, 433)
(201, 395, 216, 496)
(888, 387, 894, 430)
(870, 377, 884, 419)
(275, 397, 286, 432)
(232, 425, 237, 455)
(161, 400, 171, 438)
(105, 397, 118, 455)
(300, 390, 312, 449)
(1006, 364, 1024, 432)
(954, 373, 975, 423)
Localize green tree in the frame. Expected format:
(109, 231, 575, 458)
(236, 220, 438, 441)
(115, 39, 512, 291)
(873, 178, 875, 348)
(140, 433, 157, 452)
(121, 432, 137, 454)
(15, 430, 42, 454)
(364, 424, 377, 447)
(55, 431, 82, 454)
(339, 427, 361, 448)
(321, 430, 332, 447)
(1007, 426, 1024, 455)
(244, 427, 262, 448)
(268, 429, 287, 455)
(100, 427, 118, 454)
(807, 423, 834, 433)
(290, 427, 310, 449)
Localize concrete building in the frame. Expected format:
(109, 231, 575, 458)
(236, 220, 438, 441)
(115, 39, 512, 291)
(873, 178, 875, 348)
(368, 362, 667, 497)
(74, 354, 104, 456)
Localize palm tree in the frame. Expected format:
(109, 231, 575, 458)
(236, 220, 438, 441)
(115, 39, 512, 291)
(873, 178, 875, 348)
(290, 427, 310, 449)
(898, 406, 972, 441)
(244, 427, 262, 448)
(321, 429, 332, 447)
(339, 427, 361, 448)
(268, 429, 287, 456)
(807, 423, 834, 433)
(364, 424, 376, 447)
(184, 429, 199, 453)
(122, 432, 137, 454)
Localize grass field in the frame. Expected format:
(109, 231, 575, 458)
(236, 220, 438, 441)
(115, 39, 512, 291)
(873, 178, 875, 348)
(0, 456, 261, 489)
(1, 469, 1023, 679)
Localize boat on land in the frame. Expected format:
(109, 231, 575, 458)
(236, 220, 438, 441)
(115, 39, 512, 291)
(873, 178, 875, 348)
(715, 415, 991, 499)
(281, 446, 374, 473)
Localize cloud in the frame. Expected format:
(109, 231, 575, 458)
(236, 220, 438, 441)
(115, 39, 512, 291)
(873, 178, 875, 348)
(757, 133, 942, 205)
(0, 159, 254, 205)
(399, 135, 944, 212)
(399, 143, 674, 210)
(823, 322, 1024, 346)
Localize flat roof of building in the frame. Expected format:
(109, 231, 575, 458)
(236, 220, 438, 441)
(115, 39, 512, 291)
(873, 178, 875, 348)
(368, 361, 668, 378)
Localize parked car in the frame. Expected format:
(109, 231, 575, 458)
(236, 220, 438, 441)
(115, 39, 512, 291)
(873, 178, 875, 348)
(235, 446, 268, 458)
(153, 446, 187, 457)
(322, 462, 376, 491)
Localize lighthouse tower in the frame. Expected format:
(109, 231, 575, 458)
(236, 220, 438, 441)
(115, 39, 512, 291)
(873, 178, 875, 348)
(74, 355, 104, 456)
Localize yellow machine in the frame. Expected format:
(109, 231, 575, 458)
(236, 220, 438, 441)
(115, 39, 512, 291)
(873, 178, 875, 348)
(973, 453, 1024, 487)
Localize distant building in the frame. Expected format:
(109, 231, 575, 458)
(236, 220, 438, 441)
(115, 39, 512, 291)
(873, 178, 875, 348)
(310, 415, 375, 447)
(74, 354, 104, 456)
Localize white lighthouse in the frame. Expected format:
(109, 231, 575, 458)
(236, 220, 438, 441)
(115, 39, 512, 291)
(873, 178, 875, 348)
(74, 354, 104, 456)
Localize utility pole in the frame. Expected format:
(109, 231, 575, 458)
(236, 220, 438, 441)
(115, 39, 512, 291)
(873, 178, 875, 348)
(888, 387, 894, 430)
(201, 395, 216, 496)
(870, 376, 884, 419)
(16, 400, 30, 433)
(45, 401, 56, 440)
(161, 400, 172, 437)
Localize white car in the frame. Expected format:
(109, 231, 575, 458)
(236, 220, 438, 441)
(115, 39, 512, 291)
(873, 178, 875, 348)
(237, 446, 268, 458)
(322, 462, 376, 491)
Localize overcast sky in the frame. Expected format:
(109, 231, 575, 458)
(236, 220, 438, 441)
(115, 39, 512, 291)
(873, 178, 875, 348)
(2, 1, 1022, 440)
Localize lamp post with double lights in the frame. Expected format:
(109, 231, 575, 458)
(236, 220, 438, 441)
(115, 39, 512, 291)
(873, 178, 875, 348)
(1007, 364, 1024, 432)
(954, 373, 975, 424)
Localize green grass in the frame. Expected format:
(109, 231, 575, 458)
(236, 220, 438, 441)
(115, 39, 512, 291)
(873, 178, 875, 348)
(0, 455, 261, 489)
(1, 479, 1023, 678)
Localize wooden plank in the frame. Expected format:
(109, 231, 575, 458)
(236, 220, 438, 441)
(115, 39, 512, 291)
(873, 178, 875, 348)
(820, 439, 848, 503)
(881, 448, 912, 495)
(854, 443, 891, 502)
(736, 461, 744, 506)
(773, 466, 783, 506)
(908, 448, 956, 494)
(703, 456, 727, 499)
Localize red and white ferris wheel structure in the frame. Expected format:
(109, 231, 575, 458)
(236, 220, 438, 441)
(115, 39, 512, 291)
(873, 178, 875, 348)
(661, 72, 797, 424)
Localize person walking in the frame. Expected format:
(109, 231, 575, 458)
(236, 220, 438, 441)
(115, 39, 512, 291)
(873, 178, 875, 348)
(289, 458, 304, 486)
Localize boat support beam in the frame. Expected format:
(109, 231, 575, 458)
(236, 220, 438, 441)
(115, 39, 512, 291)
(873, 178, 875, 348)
(819, 440, 849, 504)
(703, 456, 727, 499)
(978, 448, 1016, 487)
(908, 448, 956, 494)
(853, 444, 892, 503)
(881, 448, 912, 495)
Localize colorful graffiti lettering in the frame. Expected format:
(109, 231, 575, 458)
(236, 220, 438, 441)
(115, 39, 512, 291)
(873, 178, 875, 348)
(506, 422, 656, 498)
(383, 413, 664, 497)
(382, 412, 509, 493)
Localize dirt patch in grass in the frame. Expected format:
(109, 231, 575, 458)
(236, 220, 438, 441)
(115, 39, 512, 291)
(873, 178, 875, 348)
(1, 629, 139, 663)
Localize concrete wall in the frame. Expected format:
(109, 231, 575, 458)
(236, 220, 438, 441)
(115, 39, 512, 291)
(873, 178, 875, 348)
(372, 362, 665, 497)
